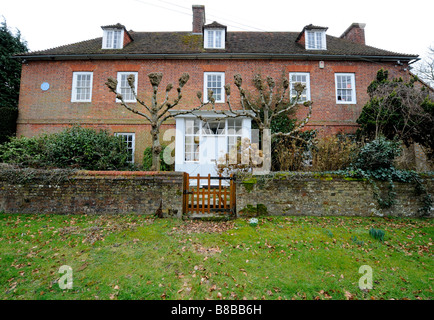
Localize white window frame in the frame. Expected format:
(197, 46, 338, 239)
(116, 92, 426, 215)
(204, 72, 225, 103)
(71, 72, 93, 102)
(335, 73, 357, 104)
(289, 72, 311, 102)
(102, 29, 124, 49)
(116, 72, 138, 103)
(204, 29, 225, 49)
(305, 30, 327, 50)
(115, 133, 135, 163)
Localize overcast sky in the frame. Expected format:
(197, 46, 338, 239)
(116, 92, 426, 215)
(2, 0, 433, 61)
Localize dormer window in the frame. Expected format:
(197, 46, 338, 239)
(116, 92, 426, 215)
(305, 30, 326, 50)
(204, 29, 224, 49)
(101, 24, 133, 50)
(203, 22, 227, 49)
(296, 25, 328, 50)
(103, 29, 124, 49)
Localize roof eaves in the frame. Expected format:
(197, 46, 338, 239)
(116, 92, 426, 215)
(13, 52, 420, 62)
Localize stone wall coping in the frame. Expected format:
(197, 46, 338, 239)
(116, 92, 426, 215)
(76, 170, 183, 177)
(235, 171, 434, 182)
(72, 170, 184, 181)
(0, 165, 184, 182)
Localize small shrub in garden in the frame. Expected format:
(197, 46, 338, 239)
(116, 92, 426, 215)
(272, 131, 317, 171)
(44, 126, 132, 170)
(353, 136, 402, 171)
(346, 136, 432, 215)
(0, 136, 48, 167)
(0, 126, 134, 170)
(310, 135, 359, 171)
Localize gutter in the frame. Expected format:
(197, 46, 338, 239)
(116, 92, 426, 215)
(13, 52, 419, 63)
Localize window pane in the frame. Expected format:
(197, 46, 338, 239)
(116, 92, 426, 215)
(336, 74, 354, 102)
(115, 133, 134, 162)
(185, 120, 194, 134)
(119, 73, 136, 101)
(184, 136, 199, 161)
(185, 119, 200, 161)
(186, 119, 200, 134)
(215, 31, 221, 48)
(316, 32, 322, 48)
(74, 73, 92, 101)
(307, 32, 315, 48)
(227, 119, 243, 136)
(214, 88, 222, 101)
(206, 73, 223, 101)
(207, 30, 214, 48)
(290, 73, 309, 102)
(106, 31, 113, 48)
(113, 30, 121, 48)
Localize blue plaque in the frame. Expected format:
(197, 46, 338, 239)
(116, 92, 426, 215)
(41, 82, 50, 91)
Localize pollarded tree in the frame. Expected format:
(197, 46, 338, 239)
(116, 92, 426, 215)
(105, 72, 211, 171)
(212, 73, 313, 173)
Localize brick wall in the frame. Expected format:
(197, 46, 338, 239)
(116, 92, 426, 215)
(236, 173, 433, 217)
(17, 58, 410, 164)
(1, 169, 432, 217)
(0, 170, 183, 216)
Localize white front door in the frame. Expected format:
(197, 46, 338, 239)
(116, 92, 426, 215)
(199, 120, 227, 177)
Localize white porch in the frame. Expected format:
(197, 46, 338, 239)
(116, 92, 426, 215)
(172, 111, 252, 184)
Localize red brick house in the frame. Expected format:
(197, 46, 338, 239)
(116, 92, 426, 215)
(14, 5, 418, 175)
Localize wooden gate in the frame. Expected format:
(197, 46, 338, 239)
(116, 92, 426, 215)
(182, 173, 236, 217)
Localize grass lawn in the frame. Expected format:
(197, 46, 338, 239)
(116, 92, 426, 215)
(0, 213, 432, 300)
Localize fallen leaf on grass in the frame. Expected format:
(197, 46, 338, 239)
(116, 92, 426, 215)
(76, 263, 88, 272)
(344, 290, 354, 300)
(319, 290, 332, 299)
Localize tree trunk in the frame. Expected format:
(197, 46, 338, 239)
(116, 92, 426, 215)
(151, 126, 162, 171)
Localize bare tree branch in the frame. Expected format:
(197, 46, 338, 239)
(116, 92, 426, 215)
(414, 46, 434, 86)
(106, 72, 203, 171)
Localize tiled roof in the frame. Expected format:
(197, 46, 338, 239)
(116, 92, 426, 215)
(16, 31, 418, 60)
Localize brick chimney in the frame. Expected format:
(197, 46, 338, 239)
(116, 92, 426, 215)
(340, 23, 366, 45)
(192, 5, 205, 34)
